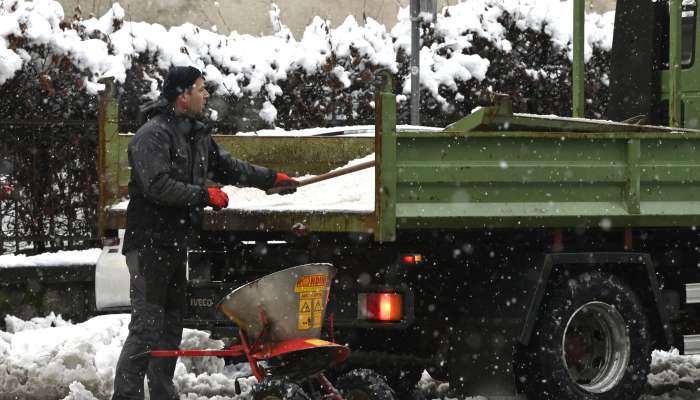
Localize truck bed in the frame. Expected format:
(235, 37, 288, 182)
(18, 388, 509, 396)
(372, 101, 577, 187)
(100, 91, 700, 241)
(372, 95, 700, 240)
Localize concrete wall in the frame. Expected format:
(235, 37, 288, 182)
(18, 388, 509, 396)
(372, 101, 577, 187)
(60, 0, 616, 37)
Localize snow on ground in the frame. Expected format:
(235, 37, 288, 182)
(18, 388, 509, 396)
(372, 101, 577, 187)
(0, 314, 254, 400)
(0, 313, 698, 399)
(0, 248, 101, 268)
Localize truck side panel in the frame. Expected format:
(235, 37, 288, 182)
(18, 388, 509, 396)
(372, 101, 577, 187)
(390, 117, 700, 230)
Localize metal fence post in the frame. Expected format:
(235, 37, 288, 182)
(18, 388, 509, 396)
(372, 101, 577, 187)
(410, 0, 421, 125)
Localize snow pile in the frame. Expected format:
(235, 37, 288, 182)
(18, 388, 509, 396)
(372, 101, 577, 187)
(0, 248, 101, 268)
(4, 312, 71, 332)
(648, 348, 700, 392)
(0, 314, 255, 399)
(223, 153, 375, 212)
(417, 370, 452, 399)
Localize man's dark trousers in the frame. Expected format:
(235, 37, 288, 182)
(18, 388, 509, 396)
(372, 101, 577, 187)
(112, 247, 186, 400)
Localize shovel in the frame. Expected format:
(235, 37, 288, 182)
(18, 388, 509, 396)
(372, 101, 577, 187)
(266, 159, 375, 195)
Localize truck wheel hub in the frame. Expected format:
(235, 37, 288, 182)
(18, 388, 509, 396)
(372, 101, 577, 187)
(561, 301, 631, 393)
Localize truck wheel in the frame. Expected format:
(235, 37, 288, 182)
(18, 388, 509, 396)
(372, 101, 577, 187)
(517, 272, 651, 400)
(334, 368, 398, 400)
(252, 379, 311, 400)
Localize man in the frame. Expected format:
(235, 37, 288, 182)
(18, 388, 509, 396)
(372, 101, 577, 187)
(112, 66, 298, 400)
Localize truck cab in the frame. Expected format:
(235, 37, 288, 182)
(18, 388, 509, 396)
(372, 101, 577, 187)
(609, 0, 699, 128)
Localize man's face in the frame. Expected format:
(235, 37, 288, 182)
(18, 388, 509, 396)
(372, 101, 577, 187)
(181, 77, 209, 115)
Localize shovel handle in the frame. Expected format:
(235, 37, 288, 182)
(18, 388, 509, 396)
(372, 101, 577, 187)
(265, 159, 375, 195)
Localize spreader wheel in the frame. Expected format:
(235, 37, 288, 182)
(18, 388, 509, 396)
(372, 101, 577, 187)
(334, 368, 398, 400)
(253, 379, 311, 400)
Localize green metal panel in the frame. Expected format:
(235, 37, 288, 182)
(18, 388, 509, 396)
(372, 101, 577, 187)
(390, 101, 700, 231)
(97, 78, 124, 236)
(670, 0, 682, 127)
(625, 139, 641, 214)
(202, 209, 374, 233)
(106, 208, 375, 233)
(212, 136, 373, 176)
(684, 96, 700, 128)
(375, 72, 397, 242)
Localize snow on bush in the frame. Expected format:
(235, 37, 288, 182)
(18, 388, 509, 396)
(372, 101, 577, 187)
(0, 0, 614, 131)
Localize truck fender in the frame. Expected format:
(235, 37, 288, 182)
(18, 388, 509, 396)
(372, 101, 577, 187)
(519, 252, 673, 349)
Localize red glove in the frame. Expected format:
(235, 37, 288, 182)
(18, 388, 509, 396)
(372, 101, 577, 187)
(207, 187, 229, 210)
(273, 172, 299, 195)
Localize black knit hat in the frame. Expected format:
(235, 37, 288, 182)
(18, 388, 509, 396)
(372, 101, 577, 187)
(162, 66, 203, 101)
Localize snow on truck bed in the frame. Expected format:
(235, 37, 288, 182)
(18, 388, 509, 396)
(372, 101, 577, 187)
(220, 153, 375, 212)
(111, 143, 381, 212)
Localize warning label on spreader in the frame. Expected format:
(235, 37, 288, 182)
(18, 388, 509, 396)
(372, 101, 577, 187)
(296, 274, 328, 330)
(294, 274, 328, 292)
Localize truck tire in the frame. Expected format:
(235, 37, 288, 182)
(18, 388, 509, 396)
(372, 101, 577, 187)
(334, 368, 398, 400)
(516, 271, 651, 400)
(252, 379, 311, 400)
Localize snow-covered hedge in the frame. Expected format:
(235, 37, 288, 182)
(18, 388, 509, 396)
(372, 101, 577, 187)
(0, 0, 615, 131)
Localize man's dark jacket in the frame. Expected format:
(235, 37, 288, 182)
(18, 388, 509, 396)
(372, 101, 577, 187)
(122, 102, 276, 253)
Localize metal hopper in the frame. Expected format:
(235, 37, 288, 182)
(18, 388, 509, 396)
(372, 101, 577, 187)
(218, 263, 336, 343)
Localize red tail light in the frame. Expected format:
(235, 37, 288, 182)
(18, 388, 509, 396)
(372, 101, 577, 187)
(358, 293, 403, 322)
(401, 254, 424, 265)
